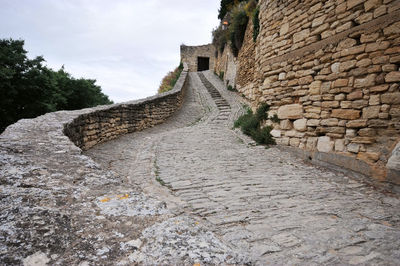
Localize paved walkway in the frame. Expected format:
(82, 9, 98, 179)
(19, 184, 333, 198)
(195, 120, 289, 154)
(87, 71, 400, 265)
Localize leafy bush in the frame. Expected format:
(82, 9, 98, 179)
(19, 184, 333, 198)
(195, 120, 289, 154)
(229, 6, 249, 57)
(158, 63, 183, 94)
(234, 103, 276, 146)
(218, 0, 247, 20)
(227, 85, 238, 92)
(271, 114, 280, 123)
(252, 7, 260, 42)
(212, 26, 228, 54)
(219, 71, 225, 80)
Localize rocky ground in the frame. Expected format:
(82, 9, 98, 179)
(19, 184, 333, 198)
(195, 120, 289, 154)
(85, 71, 400, 265)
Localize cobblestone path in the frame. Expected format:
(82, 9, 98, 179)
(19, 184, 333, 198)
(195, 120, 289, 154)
(87, 71, 400, 265)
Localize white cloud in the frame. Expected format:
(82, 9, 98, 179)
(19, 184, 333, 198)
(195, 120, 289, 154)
(0, 0, 220, 103)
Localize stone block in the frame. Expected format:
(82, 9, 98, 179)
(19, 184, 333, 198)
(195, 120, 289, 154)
(293, 29, 310, 43)
(356, 58, 372, 68)
(299, 75, 314, 85)
(330, 109, 360, 120)
(385, 71, 400, 82)
(335, 93, 346, 101)
(290, 138, 300, 147)
(280, 23, 290, 36)
(382, 64, 397, 72)
(358, 128, 376, 137)
(347, 0, 364, 9)
(280, 119, 293, 130)
(321, 118, 339, 126)
(346, 119, 367, 128)
(321, 101, 340, 108)
(331, 63, 340, 74)
(339, 60, 357, 72)
(370, 85, 388, 92)
(309, 81, 321, 95)
(369, 94, 381, 105)
(333, 79, 348, 87)
(360, 33, 379, 43)
(312, 15, 327, 27)
(306, 137, 318, 150)
(335, 139, 346, 152)
(362, 106, 380, 119)
(367, 119, 388, 127)
(364, 0, 381, 11)
(354, 74, 376, 88)
(337, 21, 354, 33)
(270, 129, 281, 138)
(317, 136, 334, 152)
(351, 137, 376, 144)
(381, 93, 400, 104)
(347, 143, 361, 153)
(352, 100, 368, 109)
(307, 119, 320, 126)
(347, 90, 363, 100)
(358, 152, 380, 162)
(365, 41, 390, 52)
(384, 21, 400, 35)
(374, 5, 387, 18)
(293, 119, 307, 131)
(278, 104, 303, 119)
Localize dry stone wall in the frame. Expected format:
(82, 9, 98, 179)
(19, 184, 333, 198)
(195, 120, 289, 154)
(237, 19, 256, 91)
(230, 0, 400, 183)
(64, 65, 188, 150)
(180, 44, 215, 72)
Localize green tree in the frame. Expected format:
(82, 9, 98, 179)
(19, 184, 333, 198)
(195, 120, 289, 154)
(0, 39, 113, 133)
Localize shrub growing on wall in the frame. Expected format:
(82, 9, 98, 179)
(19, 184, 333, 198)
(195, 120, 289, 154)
(229, 6, 249, 57)
(234, 103, 276, 146)
(212, 26, 229, 55)
(252, 7, 260, 42)
(158, 63, 183, 94)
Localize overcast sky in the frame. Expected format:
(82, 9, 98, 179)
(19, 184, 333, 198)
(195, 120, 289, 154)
(0, 0, 220, 103)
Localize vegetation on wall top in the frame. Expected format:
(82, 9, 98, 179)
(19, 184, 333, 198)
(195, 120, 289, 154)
(158, 63, 183, 94)
(214, 0, 259, 58)
(0, 39, 113, 133)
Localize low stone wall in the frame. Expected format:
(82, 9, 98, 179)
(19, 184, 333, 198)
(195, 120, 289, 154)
(64, 66, 188, 150)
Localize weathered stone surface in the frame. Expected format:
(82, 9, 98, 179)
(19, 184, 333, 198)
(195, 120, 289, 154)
(362, 106, 381, 119)
(385, 71, 400, 82)
(280, 23, 290, 36)
(331, 109, 361, 120)
(293, 29, 310, 43)
(354, 74, 376, 88)
(384, 21, 400, 35)
(370, 85, 389, 92)
(381, 93, 400, 104)
(347, 0, 364, 9)
(280, 119, 293, 130)
(293, 119, 307, 131)
(335, 139, 346, 152)
(347, 90, 363, 100)
(351, 137, 376, 144)
(277, 104, 303, 119)
(317, 136, 334, 152)
(309, 81, 321, 95)
(346, 119, 367, 128)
